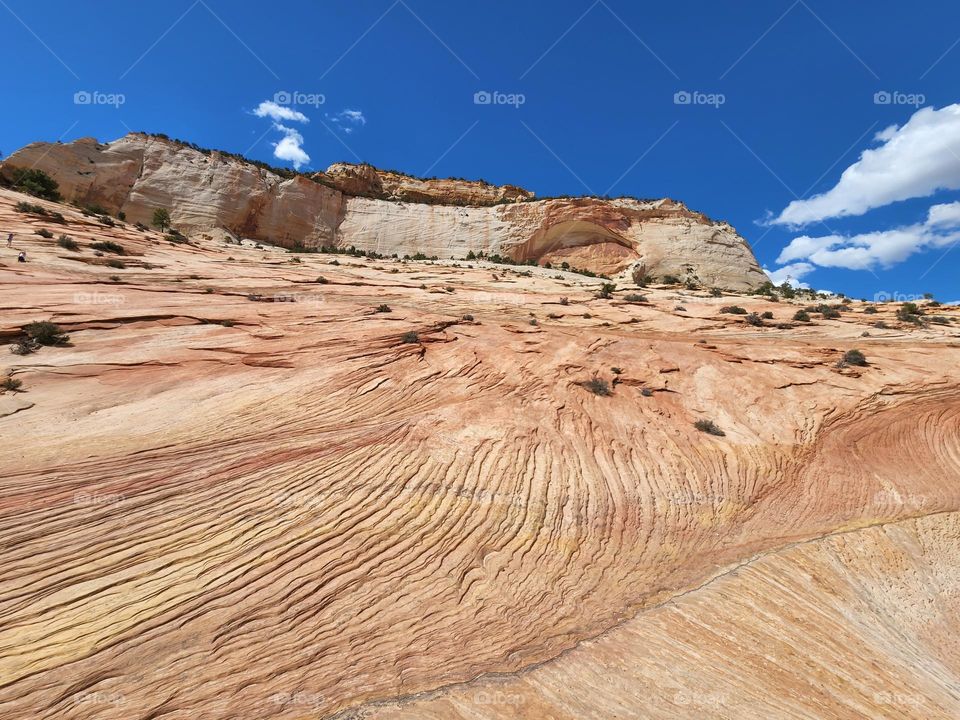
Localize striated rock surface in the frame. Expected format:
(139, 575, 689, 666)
(1, 134, 766, 290)
(1, 187, 959, 719)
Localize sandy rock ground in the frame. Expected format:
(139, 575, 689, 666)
(1, 188, 959, 719)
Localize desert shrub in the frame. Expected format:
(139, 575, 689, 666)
(10, 338, 38, 355)
(842, 349, 868, 366)
(675, 305, 687, 311)
(661, 275, 680, 284)
(461, 314, 474, 321)
(117, 211, 126, 221)
(821, 307, 841, 319)
(897, 303, 924, 325)
(15, 201, 46, 214)
(35, 228, 53, 238)
(315, 276, 329, 284)
(135, 222, 148, 231)
(597, 283, 616, 299)
(873, 320, 890, 329)
(401, 331, 419, 344)
(105, 259, 125, 269)
(57, 235, 79, 250)
(710, 288, 723, 297)
(109, 275, 121, 282)
(720, 305, 747, 314)
(863, 306, 878, 314)
(1, 377, 23, 392)
(90, 241, 124, 254)
(694, 419, 725, 436)
(793, 310, 811, 322)
(778, 283, 796, 299)
(11, 168, 61, 200)
(559, 297, 569, 306)
(583, 377, 611, 396)
(50, 211, 66, 224)
(611, 367, 623, 375)
(930, 315, 950, 325)
(761, 311, 774, 319)
(529, 318, 538, 326)
(375, 304, 391, 313)
(640, 387, 654, 397)
(631, 266, 649, 286)
(24, 321, 68, 346)
(744, 313, 764, 326)
(623, 293, 647, 303)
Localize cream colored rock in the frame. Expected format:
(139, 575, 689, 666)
(2, 134, 766, 289)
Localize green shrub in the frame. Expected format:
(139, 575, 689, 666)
(375, 304, 392, 313)
(710, 288, 723, 297)
(623, 293, 647, 303)
(821, 307, 841, 319)
(57, 235, 79, 251)
(694, 419, 725, 436)
(105, 259, 125, 269)
(90, 241, 124, 255)
(761, 311, 774, 319)
(35, 228, 53, 238)
(401, 331, 419, 344)
(15, 201, 46, 215)
(720, 306, 747, 314)
(661, 275, 680, 284)
(793, 310, 811, 322)
(863, 306, 878, 314)
(11, 168, 61, 200)
(842, 349, 868, 366)
(744, 313, 764, 326)
(24, 321, 69, 346)
(461, 314, 474, 321)
(597, 283, 616, 299)
(1, 377, 23, 392)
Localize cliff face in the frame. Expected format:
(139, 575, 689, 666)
(1, 134, 766, 289)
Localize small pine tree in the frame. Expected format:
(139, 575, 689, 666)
(152, 208, 171, 231)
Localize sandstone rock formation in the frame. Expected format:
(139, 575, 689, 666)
(1, 134, 767, 290)
(1, 187, 959, 719)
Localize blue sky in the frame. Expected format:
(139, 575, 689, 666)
(2, 0, 960, 300)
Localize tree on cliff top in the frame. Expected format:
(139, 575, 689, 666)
(152, 208, 171, 231)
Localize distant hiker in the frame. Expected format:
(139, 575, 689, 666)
(6, 233, 12, 247)
(17, 251, 26, 263)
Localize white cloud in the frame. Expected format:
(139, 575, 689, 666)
(773, 104, 960, 226)
(252, 100, 310, 169)
(272, 124, 310, 169)
(764, 262, 815, 287)
(773, 200, 960, 271)
(253, 100, 309, 124)
(327, 108, 366, 134)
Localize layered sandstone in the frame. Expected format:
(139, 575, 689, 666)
(1, 134, 766, 290)
(1, 188, 959, 719)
